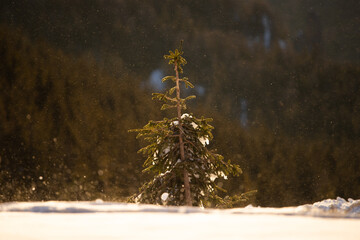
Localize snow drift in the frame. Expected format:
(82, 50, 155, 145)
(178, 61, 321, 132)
(1, 197, 359, 217)
(0, 197, 359, 240)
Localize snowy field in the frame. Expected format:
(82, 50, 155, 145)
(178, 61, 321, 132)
(1, 197, 360, 240)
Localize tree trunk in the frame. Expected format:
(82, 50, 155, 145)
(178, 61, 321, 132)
(175, 62, 192, 206)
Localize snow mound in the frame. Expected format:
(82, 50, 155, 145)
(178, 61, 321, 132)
(230, 197, 360, 218)
(0, 197, 359, 218)
(297, 197, 360, 218)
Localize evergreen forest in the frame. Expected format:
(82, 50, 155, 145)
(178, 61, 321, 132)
(0, 0, 359, 207)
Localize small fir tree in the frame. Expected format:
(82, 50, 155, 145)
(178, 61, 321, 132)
(130, 42, 243, 207)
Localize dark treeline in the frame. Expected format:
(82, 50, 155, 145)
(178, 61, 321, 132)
(0, 25, 162, 201)
(0, 0, 359, 206)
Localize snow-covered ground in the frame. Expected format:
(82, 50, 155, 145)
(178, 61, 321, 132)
(1, 197, 359, 240)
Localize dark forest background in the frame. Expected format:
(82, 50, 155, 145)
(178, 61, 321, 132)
(0, 0, 359, 207)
